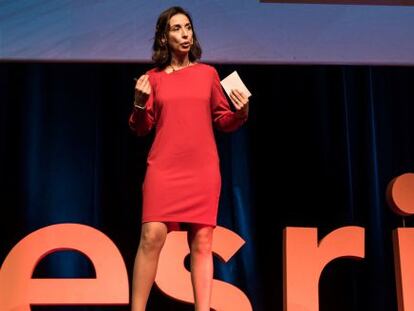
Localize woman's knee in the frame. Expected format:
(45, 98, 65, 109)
(189, 225, 213, 255)
(139, 222, 168, 252)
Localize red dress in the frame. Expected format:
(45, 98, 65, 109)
(129, 63, 248, 231)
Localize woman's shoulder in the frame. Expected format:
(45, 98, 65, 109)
(195, 62, 215, 72)
(194, 62, 220, 79)
(145, 67, 162, 75)
(143, 67, 163, 86)
(144, 62, 215, 72)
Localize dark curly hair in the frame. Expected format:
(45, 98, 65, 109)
(152, 6, 202, 69)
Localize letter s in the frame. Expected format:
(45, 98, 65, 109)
(155, 226, 252, 310)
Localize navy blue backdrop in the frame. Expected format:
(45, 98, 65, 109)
(0, 62, 413, 310)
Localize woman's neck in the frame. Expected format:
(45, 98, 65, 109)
(170, 54, 191, 67)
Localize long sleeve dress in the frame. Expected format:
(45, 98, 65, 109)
(129, 62, 248, 231)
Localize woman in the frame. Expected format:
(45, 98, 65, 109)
(129, 6, 249, 311)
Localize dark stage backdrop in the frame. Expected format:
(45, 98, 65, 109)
(0, 62, 413, 311)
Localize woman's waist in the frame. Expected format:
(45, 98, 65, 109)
(148, 146, 218, 161)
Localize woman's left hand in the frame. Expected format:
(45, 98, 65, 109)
(230, 89, 249, 117)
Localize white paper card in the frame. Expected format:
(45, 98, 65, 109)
(220, 71, 252, 98)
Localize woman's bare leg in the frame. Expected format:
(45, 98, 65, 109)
(131, 221, 168, 311)
(187, 224, 214, 311)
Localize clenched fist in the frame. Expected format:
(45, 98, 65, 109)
(134, 74, 152, 108)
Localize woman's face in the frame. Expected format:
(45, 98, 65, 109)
(166, 13, 193, 56)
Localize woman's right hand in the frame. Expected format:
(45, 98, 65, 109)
(134, 74, 151, 108)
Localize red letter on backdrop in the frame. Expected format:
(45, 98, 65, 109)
(0, 223, 129, 311)
(155, 226, 252, 310)
(283, 226, 365, 311)
(387, 173, 414, 311)
(393, 228, 414, 311)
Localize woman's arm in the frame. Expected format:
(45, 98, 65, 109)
(128, 74, 156, 136)
(210, 69, 249, 132)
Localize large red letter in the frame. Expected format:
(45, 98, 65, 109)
(155, 226, 252, 310)
(393, 228, 414, 311)
(387, 173, 414, 311)
(283, 226, 365, 311)
(0, 223, 129, 311)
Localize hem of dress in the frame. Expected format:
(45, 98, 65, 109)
(142, 218, 217, 232)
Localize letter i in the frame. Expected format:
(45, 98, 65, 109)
(387, 173, 414, 311)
